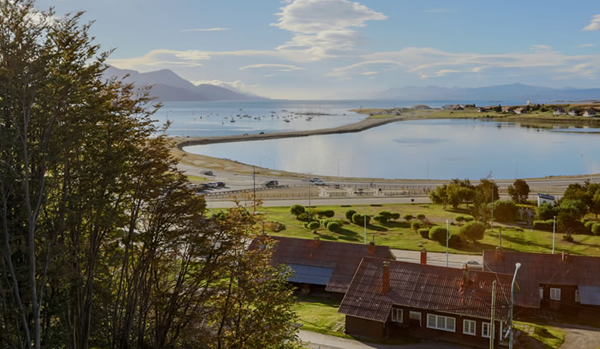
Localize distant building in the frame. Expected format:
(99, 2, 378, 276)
(537, 193, 555, 206)
(339, 257, 513, 348)
(450, 105, 464, 111)
(249, 236, 394, 294)
(514, 107, 527, 115)
(553, 107, 565, 115)
(568, 109, 579, 116)
(501, 106, 514, 113)
(478, 107, 492, 113)
(583, 109, 597, 117)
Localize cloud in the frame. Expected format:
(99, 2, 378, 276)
(272, 0, 387, 60)
(435, 69, 460, 77)
(182, 27, 229, 32)
(583, 14, 600, 31)
(326, 60, 402, 77)
(239, 63, 305, 71)
(580, 43, 596, 48)
(192, 79, 256, 92)
(361, 71, 377, 75)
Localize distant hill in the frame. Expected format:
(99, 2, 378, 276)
(373, 83, 600, 102)
(103, 66, 265, 102)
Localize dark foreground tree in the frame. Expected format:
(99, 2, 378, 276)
(508, 179, 530, 204)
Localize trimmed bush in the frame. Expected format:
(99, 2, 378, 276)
(592, 223, 600, 236)
(494, 200, 518, 222)
(403, 214, 414, 221)
(463, 216, 475, 222)
(317, 210, 335, 218)
(352, 213, 370, 226)
(327, 222, 341, 232)
(290, 204, 305, 216)
(416, 214, 426, 221)
(390, 212, 400, 220)
(533, 220, 554, 231)
(305, 221, 320, 230)
(373, 214, 388, 224)
(459, 221, 486, 243)
(582, 218, 590, 224)
(411, 221, 422, 232)
(297, 212, 309, 222)
(345, 209, 357, 220)
(584, 221, 595, 230)
(429, 226, 447, 244)
(448, 234, 462, 248)
(563, 234, 574, 242)
(455, 215, 465, 224)
(419, 228, 430, 239)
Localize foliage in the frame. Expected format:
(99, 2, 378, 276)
(429, 179, 474, 209)
(297, 212, 309, 221)
(390, 212, 400, 220)
(448, 234, 463, 248)
(508, 179, 530, 204)
(474, 178, 499, 207)
(592, 223, 600, 236)
(563, 234, 574, 242)
(290, 204, 305, 217)
(459, 221, 486, 243)
(411, 221, 422, 231)
(455, 215, 465, 224)
(265, 221, 286, 232)
(326, 222, 341, 232)
(463, 215, 475, 222)
(557, 199, 588, 236)
(533, 220, 554, 231)
(403, 214, 414, 221)
(374, 211, 394, 224)
(584, 220, 595, 230)
(536, 202, 557, 220)
(494, 200, 518, 222)
(305, 221, 321, 230)
(416, 213, 426, 221)
(317, 209, 335, 218)
(429, 226, 448, 244)
(419, 228, 430, 239)
(351, 213, 370, 226)
(345, 209, 357, 220)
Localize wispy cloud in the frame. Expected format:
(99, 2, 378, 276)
(361, 71, 378, 75)
(530, 44, 553, 51)
(583, 14, 600, 31)
(580, 43, 596, 48)
(239, 63, 305, 71)
(182, 27, 229, 32)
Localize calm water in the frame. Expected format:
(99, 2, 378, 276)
(155, 99, 528, 138)
(184, 119, 600, 180)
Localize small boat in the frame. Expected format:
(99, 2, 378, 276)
(230, 119, 235, 123)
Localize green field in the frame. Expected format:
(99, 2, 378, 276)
(257, 203, 600, 256)
(514, 321, 565, 349)
(293, 295, 346, 336)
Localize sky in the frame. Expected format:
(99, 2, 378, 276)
(36, 0, 600, 99)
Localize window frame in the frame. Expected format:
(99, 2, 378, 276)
(482, 322, 491, 338)
(409, 311, 422, 326)
(539, 287, 544, 299)
(426, 314, 456, 332)
(463, 319, 476, 336)
(550, 288, 561, 301)
(575, 289, 580, 303)
(391, 308, 403, 323)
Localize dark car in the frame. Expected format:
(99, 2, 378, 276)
(263, 180, 279, 188)
(216, 181, 226, 188)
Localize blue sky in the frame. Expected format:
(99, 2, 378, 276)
(38, 0, 600, 99)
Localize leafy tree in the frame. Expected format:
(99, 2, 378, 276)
(290, 204, 305, 217)
(411, 221, 422, 231)
(352, 213, 370, 226)
(327, 222, 341, 232)
(403, 214, 414, 221)
(536, 202, 557, 220)
(508, 179, 530, 204)
(429, 185, 448, 207)
(460, 221, 486, 243)
(589, 187, 600, 219)
(494, 200, 518, 222)
(557, 199, 587, 237)
(429, 226, 448, 244)
(345, 209, 357, 220)
(475, 179, 499, 206)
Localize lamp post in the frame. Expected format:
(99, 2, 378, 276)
(307, 173, 311, 221)
(509, 262, 522, 349)
(364, 211, 367, 245)
(552, 216, 556, 254)
(446, 220, 449, 267)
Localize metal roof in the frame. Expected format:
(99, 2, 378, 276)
(249, 236, 394, 293)
(537, 193, 555, 200)
(579, 286, 600, 306)
(287, 264, 333, 285)
(483, 250, 600, 308)
(339, 258, 513, 323)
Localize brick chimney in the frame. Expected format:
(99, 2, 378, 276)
(562, 251, 570, 262)
(382, 261, 390, 294)
(420, 248, 427, 265)
(313, 237, 321, 247)
(368, 241, 376, 254)
(495, 247, 504, 262)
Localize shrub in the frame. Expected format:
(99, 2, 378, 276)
(390, 212, 400, 220)
(562, 234, 574, 242)
(265, 221, 286, 232)
(373, 214, 388, 224)
(416, 214, 426, 221)
(536, 202, 557, 220)
(352, 213, 370, 226)
(584, 221, 595, 230)
(592, 223, 600, 236)
(429, 226, 447, 244)
(327, 222, 341, 232)
(459, 221, 486, 243)
(297, 212, 309, 221)
(290, 204, 305, 216)
(532, 219, 554, 231)
(403, 214, 414, 221)
(419, 228, 430, 239)
(463, 216, 475, 222)
(305, 221, 320, 230)
(455, 215, 465, 224)
(317, 210, 335, 218)
(494, 200, 518, 222)
(345, 209, 357, 220)
(411, 221, 422, 231)
(582, 218, 590, 224)
(448, 234, 462, 248)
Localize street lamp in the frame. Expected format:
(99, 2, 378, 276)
(509, 262, 522, 349)
(552, 216, 556, 254)
(446, 220, 449, 267)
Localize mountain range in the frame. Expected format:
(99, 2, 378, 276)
(372, 83, 600, 102)
(103, 66, 264, 102)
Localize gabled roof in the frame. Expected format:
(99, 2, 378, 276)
(483, 250, 600, 307)
(339, 258, 512, 323)
(250, 236, 394, 293)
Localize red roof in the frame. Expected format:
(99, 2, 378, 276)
(339, 258, 512, 322)
(483, 250, 600, 308)
(249, 236, 394, 293)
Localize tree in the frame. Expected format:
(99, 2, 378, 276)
(536, 202, 557, 220)
(290, 204, 305, 217)
(475, 179, 499, 206)
(494, 200, 518, 222)
(508, 179, 530, 204)
(429, 226, 447, 244)
(557, 199, 587, 237)
(460, 221, 486, 243)
(345, 209, 357, 220)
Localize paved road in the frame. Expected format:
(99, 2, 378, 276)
(299, 330, 462, 349)
(553, 323, 600, 349)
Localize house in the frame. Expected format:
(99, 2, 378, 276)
(483, 250, 600, 315)
(249, 236, 394, 294)
(583, 109, 596, 117)
(501, 106, 514, 113)
(478, 107, 492, 113)
(338, 256, 513, 348)
(553, 107, 565, 115)
(568, 109, 579, 116)
(537, 193, 555, 206)
(514, 107, 527, 115)
(450, 105, 464, 111)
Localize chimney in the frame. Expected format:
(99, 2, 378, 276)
(562, 251, 570, 262)
(420, 248, 427, 265)
(313, 237, 321, 247)
(368, 241, 376, 254)
(495, 247, 504, 262)
(382, 261, 390, 294)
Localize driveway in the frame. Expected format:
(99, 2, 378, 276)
(553, 323, 600, 349)
(299, 330, 462, 349)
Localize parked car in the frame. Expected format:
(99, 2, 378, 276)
(215, 181, 226, 188)
(309, 177, 323, 183)
(464, 260, 483, 270)
(206, 182, 218, 188)
(200, 170, 214, 176)
(313, 181, 327, 186)
(262, 180, 279, 188)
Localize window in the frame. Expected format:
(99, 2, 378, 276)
(409, 311, 422, 326)
(426, 314, 456, 332)
(482, 322, 491, 338)
(539, 287, 544, 299)
(463, 319, 476, 336)
(575, 290, 580, 303)
(550, 288, 561, 301)
(391, 308, 403, 323)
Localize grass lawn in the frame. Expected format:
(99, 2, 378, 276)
(514, 321, 565, 349)
(186, 175, 207, 182)
(293, 295, 346, 336)
(258, 203, 600, 256)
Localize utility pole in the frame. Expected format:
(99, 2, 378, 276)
(490, 280, 497, 349)
(364, 210, 367, 244)
(509, 263, 522, 349)
(552, 216, 556, 254)
(253, 166, 256, 212)
(491, 183, 494, 231)
(446, 220, 449, 267)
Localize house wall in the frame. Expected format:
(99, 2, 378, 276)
(540, 283, 600, 314)
(345, 316, 385, 339)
